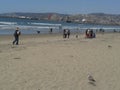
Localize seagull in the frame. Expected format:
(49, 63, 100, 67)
(87, 74, 96, 86)
(88, 74, 96, 82)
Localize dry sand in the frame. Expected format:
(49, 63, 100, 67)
(0, 33, 120, 90)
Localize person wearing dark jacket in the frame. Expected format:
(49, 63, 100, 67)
(67, 29, 70, 38)
(13, 27, 21, 45)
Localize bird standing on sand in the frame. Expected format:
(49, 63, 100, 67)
(88, 74, 96, 82)
(87, 74, 96, 86)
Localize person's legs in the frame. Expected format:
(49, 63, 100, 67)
(13, 36, 19, 45)
(13, 37, 16, 45)
(16, 37, 19, 45)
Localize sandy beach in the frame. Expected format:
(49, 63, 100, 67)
(0, 33, 120, 90)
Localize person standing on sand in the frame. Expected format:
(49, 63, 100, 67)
(67, 29, 70, 38)
(63, 29, 67, 38)
(50, 28, 53, 33)
(63, 29, 66, 38)
(13, 27, 21, 45)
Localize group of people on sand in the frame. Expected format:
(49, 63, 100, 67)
(63, 29, 70, 38)
(85, 29, 96, 38)
(12, 27, 97, 45)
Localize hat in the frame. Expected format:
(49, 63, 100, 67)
(16, 27, 19, 30)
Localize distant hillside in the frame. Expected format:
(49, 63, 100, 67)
(0, 12, 68, 20)
(0, 12, 120, 25)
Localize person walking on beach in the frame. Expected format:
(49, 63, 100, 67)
(13, 27, 21, 45)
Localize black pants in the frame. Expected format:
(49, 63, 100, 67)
(13, 36, 19, 45)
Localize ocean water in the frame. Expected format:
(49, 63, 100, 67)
(0, 17, 120, 35)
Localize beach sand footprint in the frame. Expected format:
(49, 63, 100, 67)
(108, 45, 112, 48)
(0, 50, 2, 53)
(11, 45, 27, 51)
(13, 57, 21, 59)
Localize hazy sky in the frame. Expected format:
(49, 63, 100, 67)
(0, 0, 120, 14)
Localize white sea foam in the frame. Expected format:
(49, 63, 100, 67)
(0, 24, 51, 30)
(31, 22, 61, 26)
(0, 21, 17, 25)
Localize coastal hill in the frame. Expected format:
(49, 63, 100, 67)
(0, 12, 120, 25)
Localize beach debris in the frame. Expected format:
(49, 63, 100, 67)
(76, 35, 78, 38)
(88, 74, 96, 86)
(13, 57, 21, 59)
(108, 45, 112, 48)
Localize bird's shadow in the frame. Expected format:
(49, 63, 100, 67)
(88, 81, 96, 86)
